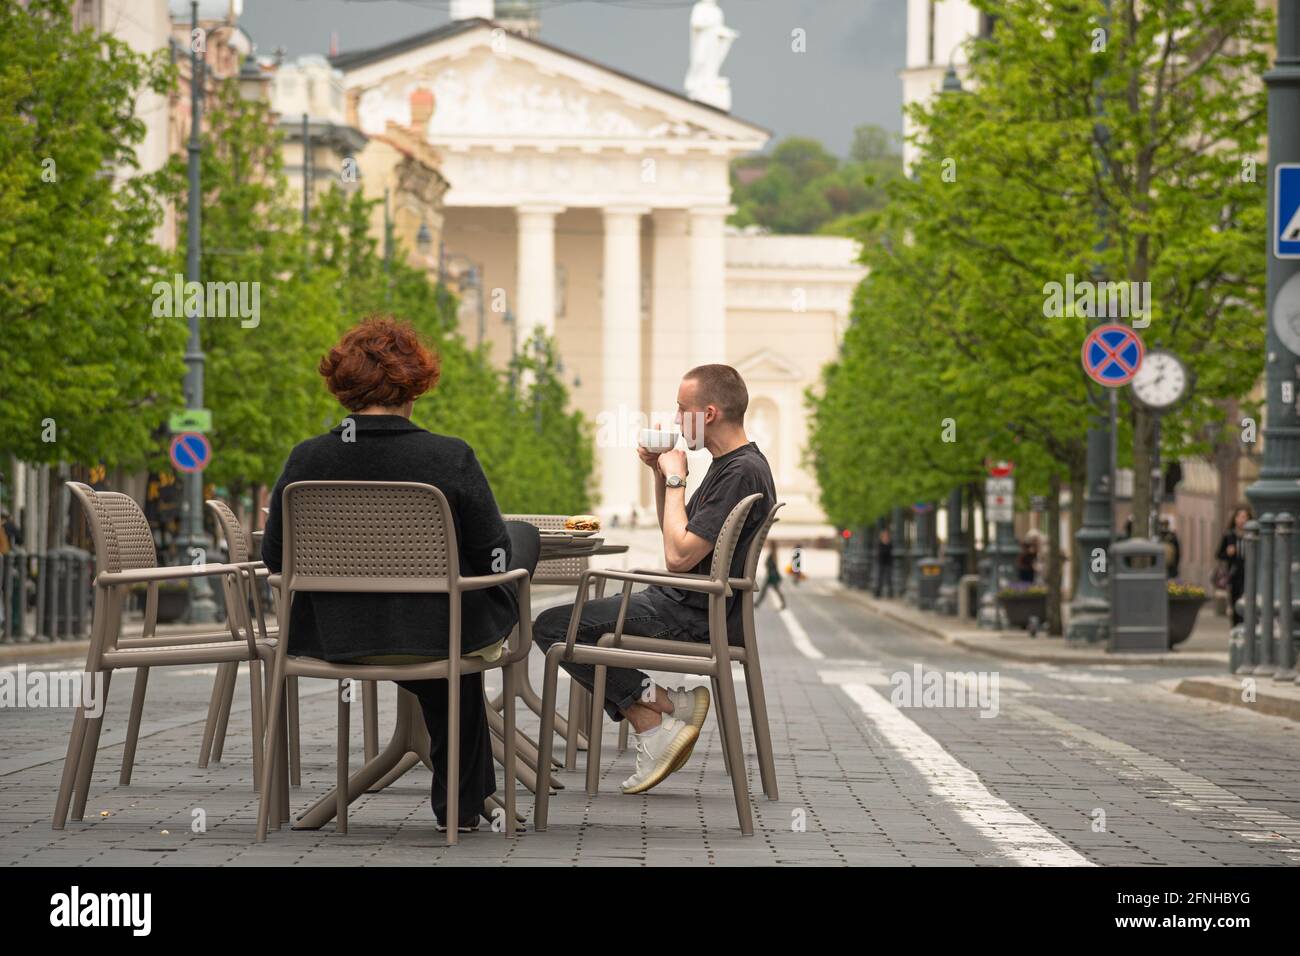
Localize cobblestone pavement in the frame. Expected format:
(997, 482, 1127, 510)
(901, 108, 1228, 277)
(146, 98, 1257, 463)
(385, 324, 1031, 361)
(1, 577, 1298, 866)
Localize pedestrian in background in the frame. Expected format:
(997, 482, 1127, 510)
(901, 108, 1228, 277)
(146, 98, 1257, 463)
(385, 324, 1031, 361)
(788, 542, 805, 586)
(755, 542, 786, 610)
(1217, 506, 1251, 627)
(875, 528, 894, 598)
(1015, 537, 1037, 583)
(1159, 516, 1181, 579)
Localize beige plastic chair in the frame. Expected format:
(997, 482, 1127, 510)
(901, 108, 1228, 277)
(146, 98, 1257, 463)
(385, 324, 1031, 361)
(206, 499, 378, 785)
(607, 501, 784, 799)
(256, 480, 532, 846)
(534, 493, 763, 835)
(499, 513, 607, 771)
(53, 482, 276, 830)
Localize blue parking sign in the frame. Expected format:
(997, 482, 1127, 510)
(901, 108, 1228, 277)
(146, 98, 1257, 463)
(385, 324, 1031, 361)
(1276, 163, 1300, 259)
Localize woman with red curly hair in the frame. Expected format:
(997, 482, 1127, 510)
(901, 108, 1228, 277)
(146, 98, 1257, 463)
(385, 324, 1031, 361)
(261, 316, 540, 833)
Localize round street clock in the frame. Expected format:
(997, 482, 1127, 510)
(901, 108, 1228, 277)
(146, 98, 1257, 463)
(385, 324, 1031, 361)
(1131, 348, 1190, 411)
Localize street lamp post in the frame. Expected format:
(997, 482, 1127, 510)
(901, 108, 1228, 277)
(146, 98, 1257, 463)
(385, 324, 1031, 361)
(1068, 0, 1115, 644)
(938, 487, 966, 614)
(181, 0, 216, 623)
(1246, 0, 1300, 682)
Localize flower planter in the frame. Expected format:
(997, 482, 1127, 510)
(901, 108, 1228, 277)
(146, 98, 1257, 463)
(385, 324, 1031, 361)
(1167, 595, 1206, 648)
(997, 593, 1047, 630)
(155, 587, 190, 624)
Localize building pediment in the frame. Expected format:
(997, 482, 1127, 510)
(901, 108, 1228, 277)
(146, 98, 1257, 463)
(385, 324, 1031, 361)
(335, 19, 767, 151)
(735, 349, 803, 382)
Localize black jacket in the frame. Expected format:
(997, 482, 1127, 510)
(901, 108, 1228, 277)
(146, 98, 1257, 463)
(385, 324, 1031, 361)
(261, 415, 516, 661)
(1217, 530, 1246, 587)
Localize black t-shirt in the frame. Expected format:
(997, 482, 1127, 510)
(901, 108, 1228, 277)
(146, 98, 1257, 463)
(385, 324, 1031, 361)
(645, 442, 777, 643)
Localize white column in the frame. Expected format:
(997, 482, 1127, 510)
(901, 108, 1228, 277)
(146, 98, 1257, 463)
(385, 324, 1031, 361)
(650, 208, 691, 425)
(515, 204, 563, 340)
(600, 206, 648, 520)
(688, 205, 730, 365)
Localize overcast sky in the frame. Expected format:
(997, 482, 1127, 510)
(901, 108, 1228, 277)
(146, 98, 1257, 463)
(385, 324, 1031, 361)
(237, 0, 906, 156)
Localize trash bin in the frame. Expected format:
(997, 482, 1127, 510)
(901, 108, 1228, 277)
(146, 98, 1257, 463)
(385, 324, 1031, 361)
(918, 558, 943, 610)
(1109, 538, 1168, 652)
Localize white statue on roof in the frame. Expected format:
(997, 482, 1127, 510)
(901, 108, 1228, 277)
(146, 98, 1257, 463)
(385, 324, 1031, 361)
(685, 0, 737, 112)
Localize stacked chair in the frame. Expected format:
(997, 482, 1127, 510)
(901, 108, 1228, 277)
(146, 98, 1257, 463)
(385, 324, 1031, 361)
(53, 482, 277, 829)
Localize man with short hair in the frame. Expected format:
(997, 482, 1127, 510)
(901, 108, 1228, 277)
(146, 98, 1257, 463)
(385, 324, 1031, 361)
(532, 364, 777, 794)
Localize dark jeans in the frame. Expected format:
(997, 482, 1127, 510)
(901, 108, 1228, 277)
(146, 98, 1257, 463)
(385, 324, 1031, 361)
(1229, 574, 1245, 627)
(395, 520, 540, 827)
(532, 589, 708, 722)
(875, 563, 894, 598)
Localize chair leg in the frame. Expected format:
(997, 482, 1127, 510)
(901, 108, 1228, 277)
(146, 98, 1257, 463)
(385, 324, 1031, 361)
(255, 659, 286, 843)
(287, 676, 302, 787)
(362, 680, 379, 763)
(210, 661, 239, 763)
(535, 648, 564, 831)
(713, 662, 754, 836)
(617, 719, 629, 753)
(564, 681, 585, 770)
(248, 659, 266, 793)
(119, 666, 149, 785)
(712, 677, 733, 779)
(743, 659, 779, 800)
(277, 693, 290, 827)
(503, 661, 517, 837)
(70, 670, 112, 822)
(336, 680, 349, 834)
(586, 664, 607, 797)
(198, 662, 229, 768)
(52, 705, 89, 829)
(445, 666, 460, 847)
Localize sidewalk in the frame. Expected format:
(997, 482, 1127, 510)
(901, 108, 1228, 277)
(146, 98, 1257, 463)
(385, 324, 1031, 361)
(835, 586, 1230, 668)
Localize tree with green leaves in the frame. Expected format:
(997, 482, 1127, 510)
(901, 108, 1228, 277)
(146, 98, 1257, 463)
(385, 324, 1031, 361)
(0, 0, 185, 470)
(730, 125, 903, 236)
(809, 0, 1269, 633)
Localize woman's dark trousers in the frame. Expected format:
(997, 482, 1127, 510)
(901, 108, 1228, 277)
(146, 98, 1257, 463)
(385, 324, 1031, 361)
(396, 521, 540, 828)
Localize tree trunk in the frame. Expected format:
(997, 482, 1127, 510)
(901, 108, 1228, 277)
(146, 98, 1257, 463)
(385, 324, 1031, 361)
(965, 481, 980, 575)
(1047, 472, 1064, 636)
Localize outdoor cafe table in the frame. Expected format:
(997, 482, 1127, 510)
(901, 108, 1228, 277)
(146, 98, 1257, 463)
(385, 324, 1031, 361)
(291, 531, 625, 831)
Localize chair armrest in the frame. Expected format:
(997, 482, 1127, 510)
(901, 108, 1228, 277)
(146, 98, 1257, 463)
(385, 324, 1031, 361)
(632, 566, 755, 591)
(632, 566, 755, 593)
(582, 568, 727, 596)
(98, 563, 241, 586)
(457, 567, 529, 592)
(457, 569, 533, 665)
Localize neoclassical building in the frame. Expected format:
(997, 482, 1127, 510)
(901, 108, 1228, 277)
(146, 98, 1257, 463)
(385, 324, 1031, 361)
(332, 3, 863, 524)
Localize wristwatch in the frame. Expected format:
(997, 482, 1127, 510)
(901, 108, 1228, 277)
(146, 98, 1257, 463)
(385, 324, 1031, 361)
(665, 474, 686, 489)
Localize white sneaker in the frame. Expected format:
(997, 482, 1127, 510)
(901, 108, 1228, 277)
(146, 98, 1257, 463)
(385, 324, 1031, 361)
(666, 684, 710, 731)
(620, 716, 699, 795)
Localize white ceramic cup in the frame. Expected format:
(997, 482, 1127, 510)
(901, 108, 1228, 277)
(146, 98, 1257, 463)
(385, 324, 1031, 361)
(637, 427, 680, 453)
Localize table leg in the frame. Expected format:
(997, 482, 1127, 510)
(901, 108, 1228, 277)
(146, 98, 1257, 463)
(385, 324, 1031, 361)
(293, 688, 424, 830)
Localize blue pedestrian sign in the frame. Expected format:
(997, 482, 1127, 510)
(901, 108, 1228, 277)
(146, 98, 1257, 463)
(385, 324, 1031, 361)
(1275, 163, 1300, 259)
(1081, 324, 1144, 387)
(169, 432, 212, 474)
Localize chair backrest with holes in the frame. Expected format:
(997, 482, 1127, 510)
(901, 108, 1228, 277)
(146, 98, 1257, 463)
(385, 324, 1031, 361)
(282, 481, 456, 595)
(738, 501, 785, 591)
(206, 499, 250, 564)
(67, 482, 158, 575)
(708, 493, 764, 584)
(502, 513, 587, 585)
